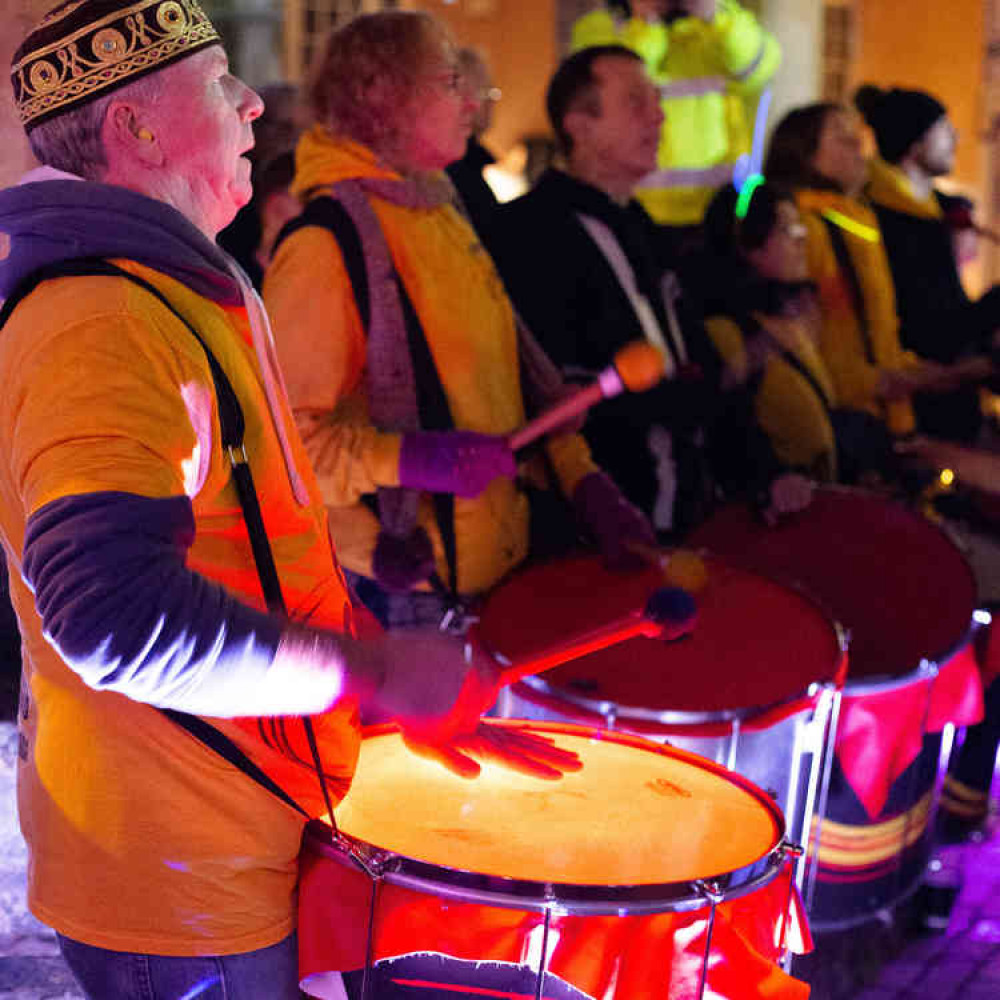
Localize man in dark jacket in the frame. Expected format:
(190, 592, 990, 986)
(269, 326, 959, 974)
(492, 45, 795, 535)
(857, 84, 1000, 443)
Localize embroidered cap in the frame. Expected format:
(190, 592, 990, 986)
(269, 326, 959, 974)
(12, 0, 221, 132)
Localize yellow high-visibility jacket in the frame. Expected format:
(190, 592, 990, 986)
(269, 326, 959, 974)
(572, 0, 781, 226)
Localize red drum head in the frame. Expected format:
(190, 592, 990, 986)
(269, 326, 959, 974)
(334, 722, 783, 890)
(689, 488, 977, 681)
(478, 552, 842, 715)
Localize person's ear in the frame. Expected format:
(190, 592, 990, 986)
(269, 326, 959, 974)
(105, 102, 163, 166)
(563, 108, 592, 156)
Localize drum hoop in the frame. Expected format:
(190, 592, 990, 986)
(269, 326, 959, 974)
(841, 625, 974, 694)
(334, 721, 788, 914)
(306, 823, 791, 917)
(480, 551, 848, 701)
(516, 673, 839, 727)
(697, 485, 979, 677)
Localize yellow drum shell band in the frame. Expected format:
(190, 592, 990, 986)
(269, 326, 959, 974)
(810, 792, 932, 871)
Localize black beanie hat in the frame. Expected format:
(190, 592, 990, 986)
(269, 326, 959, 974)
(854, 84, 947, 163)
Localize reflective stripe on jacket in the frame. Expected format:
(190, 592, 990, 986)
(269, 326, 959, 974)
(571, 0, 781, 225)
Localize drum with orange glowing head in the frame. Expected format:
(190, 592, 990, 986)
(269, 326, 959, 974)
(481, 551, 844, 901)
(298, 722, 810, 1000)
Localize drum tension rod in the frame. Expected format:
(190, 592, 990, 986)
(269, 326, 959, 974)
(693, 880, 724, 1000)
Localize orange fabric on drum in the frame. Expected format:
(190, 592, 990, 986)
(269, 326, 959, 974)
(298, 848, 811, 1000)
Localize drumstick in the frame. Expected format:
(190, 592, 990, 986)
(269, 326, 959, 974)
(484, 586, 697, 687)
(509, 341, 666, 452)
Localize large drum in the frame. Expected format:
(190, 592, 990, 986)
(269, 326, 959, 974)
(482, 552, 844, 896)
(689, 487, 984, 929)
(298, 722, 810, 1000)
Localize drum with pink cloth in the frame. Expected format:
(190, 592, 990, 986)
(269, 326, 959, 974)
(689, 487, 984, 929)
(297, 721, 810, 1000)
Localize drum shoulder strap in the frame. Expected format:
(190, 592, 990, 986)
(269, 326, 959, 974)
(734, 312, 833, 417)
(820, 216, 876, 366)
(275, 193, 460, 596)
(274, 196, 371, 333)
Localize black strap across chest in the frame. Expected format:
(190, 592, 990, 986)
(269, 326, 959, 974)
(820, 216, 877, 366)
(741, 314, 834, 415)
(275, 196, 460, 594)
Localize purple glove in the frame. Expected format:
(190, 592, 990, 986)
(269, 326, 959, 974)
(399, 431, 517, 499)
(373, 526, 436, 592)
(572, 471, 657, 570)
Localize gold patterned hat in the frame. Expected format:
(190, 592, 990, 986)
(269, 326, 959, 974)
(12, 0, 221, 132)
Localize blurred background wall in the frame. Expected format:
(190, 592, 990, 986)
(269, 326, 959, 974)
(2, 0, 998, 283)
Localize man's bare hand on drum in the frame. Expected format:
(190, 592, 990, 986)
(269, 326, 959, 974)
(377, 636, 583, 779)
(404, 723, 584, 781)
(277, 628, 582, 778)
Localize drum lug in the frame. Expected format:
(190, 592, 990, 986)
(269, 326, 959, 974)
(779, 840, 805, 859)
(439, 604, 479, 636)
(334, 833, 396, 880)
(917, 657, 940, 680)
(694, 879, 725, 905)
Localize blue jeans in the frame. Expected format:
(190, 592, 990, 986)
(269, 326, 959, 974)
(57, 933, 304, 999)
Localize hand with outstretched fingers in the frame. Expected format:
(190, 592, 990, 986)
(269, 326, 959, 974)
(404, 721, 584, 780)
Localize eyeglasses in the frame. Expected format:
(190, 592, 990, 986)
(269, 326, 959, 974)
(425, 69, 462, 95)
(426, 68, 501, 104)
